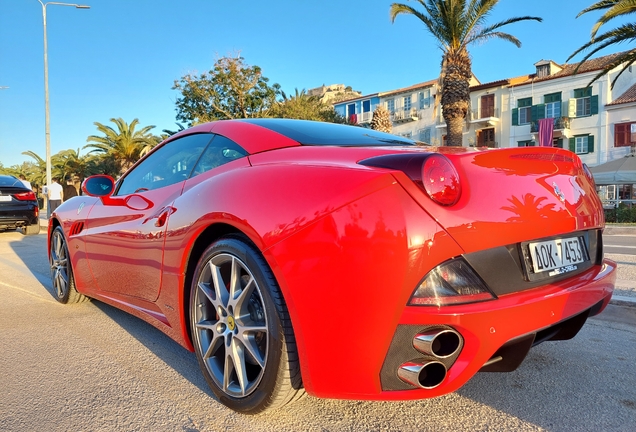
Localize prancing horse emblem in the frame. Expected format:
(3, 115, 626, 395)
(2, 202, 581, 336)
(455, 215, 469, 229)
(552, 182, 566, 203)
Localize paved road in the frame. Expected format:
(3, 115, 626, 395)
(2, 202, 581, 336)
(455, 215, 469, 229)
(604, 234, 636, 256)
(1, 231, 635, 431)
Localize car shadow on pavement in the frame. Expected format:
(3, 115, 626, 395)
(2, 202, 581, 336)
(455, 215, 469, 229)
(90, 299, 218, 399)
(454, 319, 636, 431)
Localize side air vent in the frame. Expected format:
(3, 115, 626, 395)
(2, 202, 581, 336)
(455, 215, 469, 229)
(69, 222, 85, 236)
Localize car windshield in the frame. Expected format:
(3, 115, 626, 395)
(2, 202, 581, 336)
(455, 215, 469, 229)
(240, 119, 416, 147)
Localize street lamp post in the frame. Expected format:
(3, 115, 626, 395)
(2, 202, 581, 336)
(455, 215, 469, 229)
(37, 1, 89, 218)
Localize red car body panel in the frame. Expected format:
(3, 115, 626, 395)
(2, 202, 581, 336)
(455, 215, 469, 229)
(48, 120, 615, 401)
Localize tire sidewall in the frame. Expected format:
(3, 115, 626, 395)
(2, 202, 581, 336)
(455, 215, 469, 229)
(190, 236, 285, 413)
(51, 226, 71, 303)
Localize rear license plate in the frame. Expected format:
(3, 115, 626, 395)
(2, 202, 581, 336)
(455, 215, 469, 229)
(528, 236, 588, 276)
(0, 195, 11, 202)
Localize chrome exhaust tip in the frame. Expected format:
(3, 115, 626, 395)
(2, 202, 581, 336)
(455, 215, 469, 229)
(413, 329, 461, 359)
(397, 361, 447, 389)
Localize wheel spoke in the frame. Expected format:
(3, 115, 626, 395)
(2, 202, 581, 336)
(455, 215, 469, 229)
(228, 338, 248, 395)
(230, 276, 255, 315)
(237, 328, 266, 368)
(197, 281, 223, 312)
(210, 261, 229, 308)
(202, 328, 224, 360)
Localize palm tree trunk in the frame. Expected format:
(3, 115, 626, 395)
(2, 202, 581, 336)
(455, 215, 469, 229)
(441, 50, 472, 147)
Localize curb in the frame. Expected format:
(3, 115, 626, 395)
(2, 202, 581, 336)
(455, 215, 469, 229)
(604, 225, 636, 235)
(610, 295, 636, 307)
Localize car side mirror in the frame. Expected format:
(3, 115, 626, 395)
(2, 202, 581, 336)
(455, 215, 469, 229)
(82, 175, 154, 210)
(82, 175, 115, 197)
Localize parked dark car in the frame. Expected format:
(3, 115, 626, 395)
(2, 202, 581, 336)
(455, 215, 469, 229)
(0, 175, 40, 235)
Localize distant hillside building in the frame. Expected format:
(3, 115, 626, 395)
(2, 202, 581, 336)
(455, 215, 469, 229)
(306, 84, 361, 103)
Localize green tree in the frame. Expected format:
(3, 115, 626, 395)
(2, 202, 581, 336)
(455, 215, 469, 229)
(269, 88, 347, 123)
(173, 56, 281, 125)
(568, 0, 636, 87)
(85, 118, 157, 175)
(390, 0, 541, 146)
(55, 148, 101, 183)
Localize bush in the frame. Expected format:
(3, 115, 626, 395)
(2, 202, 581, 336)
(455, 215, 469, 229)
(604, 203, 636, 223)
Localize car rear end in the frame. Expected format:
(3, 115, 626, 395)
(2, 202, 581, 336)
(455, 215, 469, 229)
(361, 145, 615, 397)
(260, 143, 615, 400)
(0, 175, 40, 234)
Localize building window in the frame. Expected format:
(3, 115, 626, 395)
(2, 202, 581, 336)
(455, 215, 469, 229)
(544, 92, 561, 118)
(419, 90, 431, 109)
(573, 87, 591, 117)
(576, 97, 591, 116)
(347, 103, 355, 117)
(518, 140, 535, 147)
(404, 95, 412, 111)
(418, 128, 431, 143)
(517, 97, 532, 125)
(576, 136, 588, 153)
(386, 99, 395, 114)
(362, 100, 371, 113)
(614, 122, 636, 147)
(480, 94, 495, 118)
(546, 101, 561, 118)
(598, 185, 616, 202)
(401, 131, 412, 138)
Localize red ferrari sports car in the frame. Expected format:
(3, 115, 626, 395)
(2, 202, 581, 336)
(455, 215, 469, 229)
(48, 119, 616, 414)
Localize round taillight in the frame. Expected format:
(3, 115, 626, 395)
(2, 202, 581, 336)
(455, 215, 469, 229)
(422, 154, 461, 206)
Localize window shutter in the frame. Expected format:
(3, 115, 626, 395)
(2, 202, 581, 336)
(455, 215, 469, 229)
(512, 108, 519, 126)
(555, 138, 563, 148)
(568, 99, 576, 117)
(569, 137, 575, 152)
(588, 135, 595, 153)
(591, 95, 599, 115)
(533, 104, 545, 120)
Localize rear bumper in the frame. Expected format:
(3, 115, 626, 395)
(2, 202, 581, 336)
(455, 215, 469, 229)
(309, 258, 615, 400)
(370, 258, 616, 400)
(0, 205, 39, 228)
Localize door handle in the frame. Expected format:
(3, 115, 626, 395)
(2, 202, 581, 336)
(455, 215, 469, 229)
(154, 207, 174, 227)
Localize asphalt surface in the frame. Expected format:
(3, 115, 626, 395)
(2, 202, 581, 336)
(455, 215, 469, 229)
(0, 228, 635, 431)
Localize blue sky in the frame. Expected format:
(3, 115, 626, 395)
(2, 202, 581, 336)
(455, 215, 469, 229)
(0, 0, 628, 167)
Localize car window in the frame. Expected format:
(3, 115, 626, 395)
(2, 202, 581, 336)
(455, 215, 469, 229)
(116, 133, 214, 195)
(191, 135, 248, 177)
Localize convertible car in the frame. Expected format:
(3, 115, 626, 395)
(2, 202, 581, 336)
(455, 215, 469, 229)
(48, 119, 616, 414)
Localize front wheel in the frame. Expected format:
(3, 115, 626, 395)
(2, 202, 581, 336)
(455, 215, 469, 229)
(190, 236, 303, 414)
(49, 226, 88, 304)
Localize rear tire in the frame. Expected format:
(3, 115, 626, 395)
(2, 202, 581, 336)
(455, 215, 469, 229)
(49, 226, 89, 304)
(190, 236, 304, 414)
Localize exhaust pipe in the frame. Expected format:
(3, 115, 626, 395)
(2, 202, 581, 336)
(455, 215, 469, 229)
(413, 329, 461, 359)
(398, 361, 447, 389)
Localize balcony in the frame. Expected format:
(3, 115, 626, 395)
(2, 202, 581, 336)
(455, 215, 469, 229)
(469, 107, 500, 125)
(530, 117, 571, 138)
(391, 107, 419, 123)
(349, 111, 372, 124)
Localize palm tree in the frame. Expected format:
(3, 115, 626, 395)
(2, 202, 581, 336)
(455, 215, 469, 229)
(85, 118, 156, 175)
(55, 148, 100, 183)
(389, 0, 541, 146)
(568, 0, 636, 88)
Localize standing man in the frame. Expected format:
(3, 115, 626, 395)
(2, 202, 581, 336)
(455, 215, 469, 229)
(62, 176, 78, 201)
(19, 175, 32, 190)
(47, 177, 63, 213)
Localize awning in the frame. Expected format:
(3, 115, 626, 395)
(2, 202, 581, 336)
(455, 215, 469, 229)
(589, 154, 636, 185)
